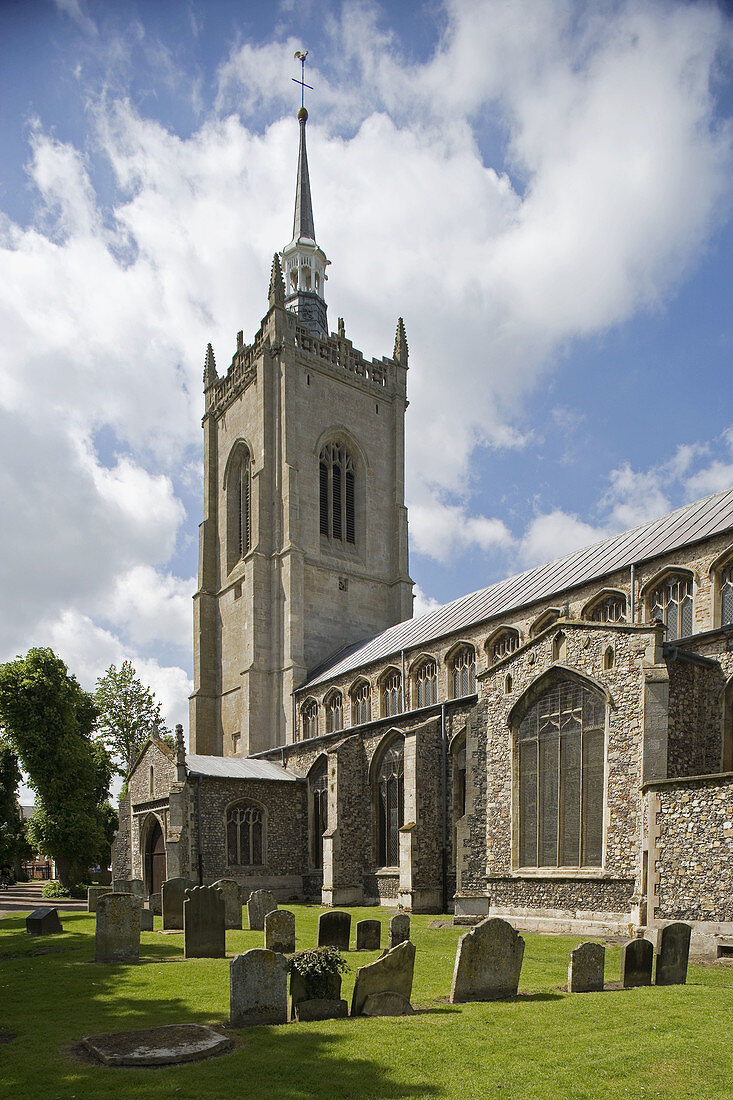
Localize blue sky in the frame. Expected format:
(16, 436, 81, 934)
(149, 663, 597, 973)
(0, 0, 731, 737)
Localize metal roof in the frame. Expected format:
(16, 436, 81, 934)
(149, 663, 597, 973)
(301, 484, 733, 690)
(186, 754, 302, 782)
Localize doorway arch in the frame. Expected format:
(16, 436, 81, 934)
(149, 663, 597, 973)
(145, 818, 166, 897)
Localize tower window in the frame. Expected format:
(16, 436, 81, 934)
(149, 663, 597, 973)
(649, 573, 693, 641)
(319, 442, 356, 545)
(226, 442, 251, 573)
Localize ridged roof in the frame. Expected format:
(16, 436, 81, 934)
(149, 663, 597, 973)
(301, 485, 733, 690)
(186, 754, 301, 782)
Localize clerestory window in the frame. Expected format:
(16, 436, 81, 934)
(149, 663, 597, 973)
(381, 670, 402, 718)
(721, 560, 733, 627)
(413, 658, 438, 708)
(649, 573, 694, 642)
(301, 699, 319, 740)
(351, 680, 371, 725)
(226, 802, 264, 866)
(586, 592, 627, 623)
(319, 442, 356, 545)
(489, 628, 520, 664)
(326, 692, 343, 734)
(450, 645, 476, 699)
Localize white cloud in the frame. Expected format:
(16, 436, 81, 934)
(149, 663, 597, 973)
(101, 565, 194, 651)
(518, 509, 607, 568)
(412, 584, 443, 618)
(410, 500, 513, 563)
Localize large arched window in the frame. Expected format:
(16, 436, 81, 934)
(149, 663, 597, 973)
(413, 658, 438, 708)
(381, 669, 402, 717)
(584, 591, 627, 623)
(325, 691, 343, 734)
(648, 572, 694, 641)
(719, 557, 733, 627)
(226, 801, 264, 866)
(301, 698, 319, 740)
(488, 628, 520, 664)
(375, 739, 404, 867)
(350, 680, 371, 726)
(309, 758, 328, 870)
(226, 442, 251, 573)
(319, 442, 355, 545)
(450, 645, 476, 698)
(516, 678, 604, 868)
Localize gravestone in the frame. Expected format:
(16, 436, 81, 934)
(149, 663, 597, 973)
(295, 998, 348, 1022)
(388, 912, 410, 950)
(568, 942, 605, 993)
(26, 907, 63, 935)
(356, 919, 382, 951)
(211, 878, 242, 929)
(362, 991, 415, 1016)
(290, 970, 344, 1020)
(87, 887, 111, 913)
(149, 891, 162, 916)
(318, 910, 351, 951)
(247, 889, 277, 932)
(621, 937, 653, 988)
(184, 886, 225, 959)
(113, 878, 145, 903)
(351, 940, 416, 1016)
(655, 922, 692, 986)
(450, 917, 524, 1003)
(265, 909, 295, 954)
(230, 948, 288, 1027)
(162, 877, 196, 931)
(95, 893, 140, 963)
(140, 907, 154, 932)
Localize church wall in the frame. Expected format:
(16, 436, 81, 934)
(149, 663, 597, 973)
(124, 738, 179, 887)
(667, 655, 726, 776)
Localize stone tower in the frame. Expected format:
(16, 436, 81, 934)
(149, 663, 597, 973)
(189, 106, 414, 757)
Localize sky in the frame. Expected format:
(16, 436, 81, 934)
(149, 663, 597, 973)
(1, 0, 732, 764)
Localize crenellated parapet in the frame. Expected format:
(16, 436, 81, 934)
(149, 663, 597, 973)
(294, 324, 393, 390)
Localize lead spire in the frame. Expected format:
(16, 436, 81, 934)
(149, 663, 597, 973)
(292, 106, 316, 243)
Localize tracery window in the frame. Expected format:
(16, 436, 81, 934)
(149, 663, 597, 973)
(413, 658, 438, 708)
(587, 593, 627, 623)
(326, 692, 343, 734)
(226, 443, 251, 572)
(375, 740, 404, 867)
(450, 645, 476, 699)
(490, 628, 520, 664)
(517, 679, 604, 868)
(351, 680, 371, 726)
(301, 699, 319, 739)
(721, 561, 733, 627)
(310, 759, 328, 870)
(530, 609, 561, 637)
(319, 442, 356, 544)
(226, 802, 264, 866)
(649, 573, 694, 642)
(381, 670, 402, 717)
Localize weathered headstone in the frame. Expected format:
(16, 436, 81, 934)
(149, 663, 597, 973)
(450, 917, 524, 1003)
(351, 940, 416, 1016)
(211, 878, 242, 929)
(655, 922, 692, 986)
(230, 948, 288, 1027)
(621, 937, 653, 988)
(95, 893, 140, 963)
(149, 891, 162, 916)
(295, 998, 348, 1022)
(140, 907, 154, 932)
(265, 909, 295, 954)
(388, 912, 410, 950)
(247, 889, 277, 932)
(568, 942, 605, 993)
(184, 886, 225, 959)
(356, 919, 382, 951)
(87, 886, 111, 913)
(26, 907, 63, 935)
(318, 910, 351, 951)
(362, 991, 415, 1016)
(113, 878, 145, 902)
(162, 877, 196, 931)
(290, 970, 344, 1020)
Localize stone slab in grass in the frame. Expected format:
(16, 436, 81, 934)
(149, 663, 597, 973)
(26, 907, 63, 935)
(294, 997, 348, 1022)
(361, 991, 415, 1017)
(82, 1024, 231, 1066)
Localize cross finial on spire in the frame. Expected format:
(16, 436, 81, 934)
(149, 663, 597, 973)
(293, 50, 313, 112)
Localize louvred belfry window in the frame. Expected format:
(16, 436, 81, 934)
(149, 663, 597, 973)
(226, 443, 251, 572)
(517, 680, 604, 869)
(226, 802, 264, 866)
(650, 574, 693, 641)
(376, 741, 404, 867)
(319, 443, 355, 545)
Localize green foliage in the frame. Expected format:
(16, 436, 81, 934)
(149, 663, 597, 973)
(0, 740, 29, 865)
(41, 879, 71, 899)
(288, 945, 349, 997)
(94, 660, 170, 777)
(0, 648, 113, 886)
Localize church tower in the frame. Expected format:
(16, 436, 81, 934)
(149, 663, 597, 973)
(189, 103, 413, 757)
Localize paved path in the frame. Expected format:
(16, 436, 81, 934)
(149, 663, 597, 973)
(0, 882, 89, 919)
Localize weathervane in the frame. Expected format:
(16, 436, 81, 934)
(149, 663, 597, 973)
(293, 50, 313, 110)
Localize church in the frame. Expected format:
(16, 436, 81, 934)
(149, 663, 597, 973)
(114, 102, 733, 954)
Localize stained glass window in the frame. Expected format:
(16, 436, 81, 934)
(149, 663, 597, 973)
(376, 742, 404, 867)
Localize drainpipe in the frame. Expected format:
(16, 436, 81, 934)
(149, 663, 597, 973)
(401, 649, 406, 712)
(630, 563, 636, 623)
(196, 775, 203, 886)
(441, 702, 448, 914)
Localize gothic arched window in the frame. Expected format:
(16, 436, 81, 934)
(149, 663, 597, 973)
(325, 691, 343, 734)
(226, 442, 251, 573)
(319, 442, 356, 544)
(350, 680, 371, 726)
(375, 740, 404, 867)
(309, 759, 328, 870)
(719, 558, 733, 627)
(530, 608, 561, 637)
(301, 699, 319, 740)
(381, 669, 402, 718)
(413, 658, 438, 708)
(450, 645, 476, 699)
(585, 591, 627, 623)
(516, 678, 604, 868)
(226, 802, 264, 866)
(649, 572, 694, 642)
(489, 628, 520, 664)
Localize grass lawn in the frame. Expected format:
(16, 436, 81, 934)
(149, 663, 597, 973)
(1, 905, 732, 1099)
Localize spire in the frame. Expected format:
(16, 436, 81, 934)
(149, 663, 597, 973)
(393, 317, 408, 367)
(292, 108, 316, 243)
(203, 342, 218, 389)
(269, 253, 285, 307)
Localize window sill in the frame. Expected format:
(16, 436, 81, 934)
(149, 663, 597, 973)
(500, 867, 610, 880)
(373, 868, 399, 876)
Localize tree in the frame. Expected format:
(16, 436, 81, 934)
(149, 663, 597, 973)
(0, 741, 31, 870)
(94, 660, 170, 778)
(0, 648, 114, 886)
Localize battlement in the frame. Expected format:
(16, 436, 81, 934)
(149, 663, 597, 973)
(294, 324, 389, 388)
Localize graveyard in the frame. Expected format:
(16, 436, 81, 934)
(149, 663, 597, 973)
(2, 898, 733, 1099)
